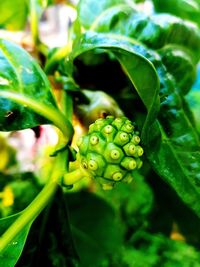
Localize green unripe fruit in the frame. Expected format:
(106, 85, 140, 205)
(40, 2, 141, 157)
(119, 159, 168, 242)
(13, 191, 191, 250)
(77, 116, 144, 189)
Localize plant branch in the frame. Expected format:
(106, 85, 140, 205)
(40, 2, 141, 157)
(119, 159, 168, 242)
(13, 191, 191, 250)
(30, 0, 40, 46)
(44, 43, 72, 74)
(0, 150, 67, 253)
(63, 167, 91, 186)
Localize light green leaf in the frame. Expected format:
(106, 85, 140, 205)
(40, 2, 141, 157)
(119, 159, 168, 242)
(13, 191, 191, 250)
(0, 0, 53, 31)
(0, 213, 31, 267)
(0, 0, 28, 31)
(77, 0, 126, 29)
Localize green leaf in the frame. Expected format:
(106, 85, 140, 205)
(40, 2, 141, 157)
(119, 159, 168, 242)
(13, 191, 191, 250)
(77, 0, 127, 29)
(186, 89, 200, 134)
(92, 11, 200, 63)
(0, 0, 28, 31)
(16, 187, 79, 267)
(128, 13, 200, 62)
(0, 0, 53, 31)
(71, 31, 160, 138)
(152, 0, 200, 27)
(159, 46, 197, 95)
(97, 174, 154, 230)
(0, 213, 31, 267)
(0, 39, 57, 131)
(68, 191, 124, 267)
(142, 50, 200, 216)
(89, 4, 135, 33)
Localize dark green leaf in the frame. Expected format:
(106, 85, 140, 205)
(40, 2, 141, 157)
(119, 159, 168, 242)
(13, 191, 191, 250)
(142, 50, 200, 216)
(93, 11, 200, 63)
(0, 39, 57, 131)
(129, 231, 200, 266)
(0, 213, 31, 267)
(71, 31, 160, 137)
(159, 46, 196, 95)
(148, 171, 200, 246)
(152, 0, 200, 27)
(68, 191, 124, 267)
(16, 187, 79, 267)
(126, 13, 200, 62)
(97, 174, 154, 230)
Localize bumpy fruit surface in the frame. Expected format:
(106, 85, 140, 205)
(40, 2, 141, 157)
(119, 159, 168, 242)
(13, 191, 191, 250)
(77, 116, 143, 190)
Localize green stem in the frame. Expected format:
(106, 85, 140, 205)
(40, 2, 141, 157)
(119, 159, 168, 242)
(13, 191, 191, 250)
(63, 167, 90, 186)
(0, 150, 67, 253)
(0, 91, 74, 143)
(29, 0, 49, 58)
(30, 0, 40, 46)
(60, 88, 73, 120)
(0, 183, 55, 252)
(44, 43, 72, 74)
(37, 42, 49, 57)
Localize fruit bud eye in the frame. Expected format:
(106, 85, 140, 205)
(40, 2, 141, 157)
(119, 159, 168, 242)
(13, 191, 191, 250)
(137, 146, 144, 157)
(112, 172, 123, 181)
(132, 135, 140, 145)
(90, 136, 99, 145)
(126, 124, 134, 131)
(110, 149, 121, 160)
(120, 132, 129, 142)
(128, 144, 136, 154)
(82, 161, 88, 169)
(88, 160, 98, 171)
(104, 125, 113, 134)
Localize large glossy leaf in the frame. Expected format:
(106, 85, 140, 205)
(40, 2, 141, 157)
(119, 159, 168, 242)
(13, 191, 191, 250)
(77, 0, 127, 29)
(0, 39, 57, 131)
(71, 31, 160, 136)
(152, 0, 200, 27)
(159, 46, 196, 95)
(0, 213, 31, 267)
(90, 10, 200, 63)
(123, 13, 200, 61)
(89, 4, 135, 33)
(141, 49, 200, 216)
